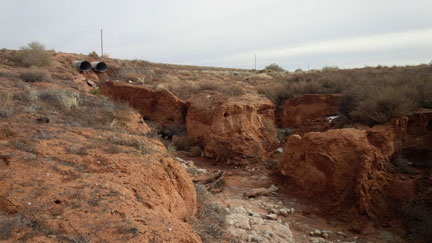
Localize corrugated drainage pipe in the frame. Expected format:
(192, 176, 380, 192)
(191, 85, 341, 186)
(91, 62, 108, 72)
(73, 60, 92, 71)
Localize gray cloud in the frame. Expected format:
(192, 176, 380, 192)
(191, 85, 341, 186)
(1, 0, 431, 70)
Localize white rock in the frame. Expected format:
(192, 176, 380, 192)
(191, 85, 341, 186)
(277, 147, 284, 153)
(250, 216, 264, 225)
(232, 206, 248, 215)
(270, 208, 280, 215)
(279, 208, 290, 217)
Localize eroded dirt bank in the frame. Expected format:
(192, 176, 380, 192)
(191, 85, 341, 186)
(1, 50, 431, 242)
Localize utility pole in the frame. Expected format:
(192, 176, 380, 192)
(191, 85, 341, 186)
(308, 61, 310, 71)
(254, 54, 257, 71)
(100, 28, 104, 57)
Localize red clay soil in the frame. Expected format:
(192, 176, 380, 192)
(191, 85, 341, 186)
(277, 94, 340, 133)
(0, 118, 200, 242)
(280, 128, 390, 220)
(186, 93, 278, 164)
(100, 81, 188, 128)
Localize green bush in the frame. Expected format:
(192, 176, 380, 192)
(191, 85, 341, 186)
(12, 41, 52, 67)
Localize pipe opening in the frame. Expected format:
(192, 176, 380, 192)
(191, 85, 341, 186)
(73, 61, 91, 71)
(91, 62, 108, 72)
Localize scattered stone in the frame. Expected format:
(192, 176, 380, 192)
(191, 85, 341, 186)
(309, 237, 326, 243)
(87, 80, 96, 87)
(290, 208, 295, 214)
(261, 230, 271, 238)
(270, 208, 280, 215)
(232, 206, 248, 215)
(249, 216, 264, 225)
(322, 232, 329, 239)
(314, 229, 322, 235)
(264, 214, 278, 220)
(245, 184, 278, 198)
(236, 215, 251, 230)
(279, 208, 291, 217)
(277, 147, 283, 153)
(337, 232, 347, 237)
(400, 175, 406, 180)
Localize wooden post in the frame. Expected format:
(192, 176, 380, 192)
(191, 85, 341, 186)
(100, 29, 104, 57)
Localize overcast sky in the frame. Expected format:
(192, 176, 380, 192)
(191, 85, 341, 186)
(1, 0, 431, 70)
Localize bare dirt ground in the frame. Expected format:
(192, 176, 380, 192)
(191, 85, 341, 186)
(176, 151, 405, 243)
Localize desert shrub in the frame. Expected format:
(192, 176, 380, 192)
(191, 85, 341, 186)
(12, 89, 134, 130)
(0, 91, 14, 118)
(221, 84, 246, 96)
(265, 63, 285, 72)
(19, 67, 52, 83)
(257, 82, 287, 104)
(255, 65, 432, 124)
(166, 143, 176, 155)
(88, 51, 99, 59)
(339, 86, 368, 117)
(408, 79, 432, 109)
(198, 82, 218, 91)
(166, 82, 196, 99)
(349, 87, 416, 125)
(188, 145, 203, 157)
(11, 41, 52, 67)
(116, 65, 152, 83)
(321, 66, 339, 72)
(0, 214, 33, 240)
(38, 89, 78, 111)
(172, 135, 197, 151)
(0, 71, 17, 79)
(8, 139, 37, 153)
(108, 135, 155, 154)
(194, 202, 227, 242)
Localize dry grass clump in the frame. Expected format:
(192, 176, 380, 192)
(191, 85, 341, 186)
(37, 89, 78, 111)
(172, 135, 198, 151)
(19, 67, 52, 83)
(11, 41, 52, 67)
(0, 91, 14, 118)
(0, 70, 17, 79)
(0, 213, 33, 240)
(193, 201, 228, 242)
(116, 61, 155, 84)
(108, 135, 156, 154)
(221, 84, 246, 97)
(11, 89, 134, 130)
